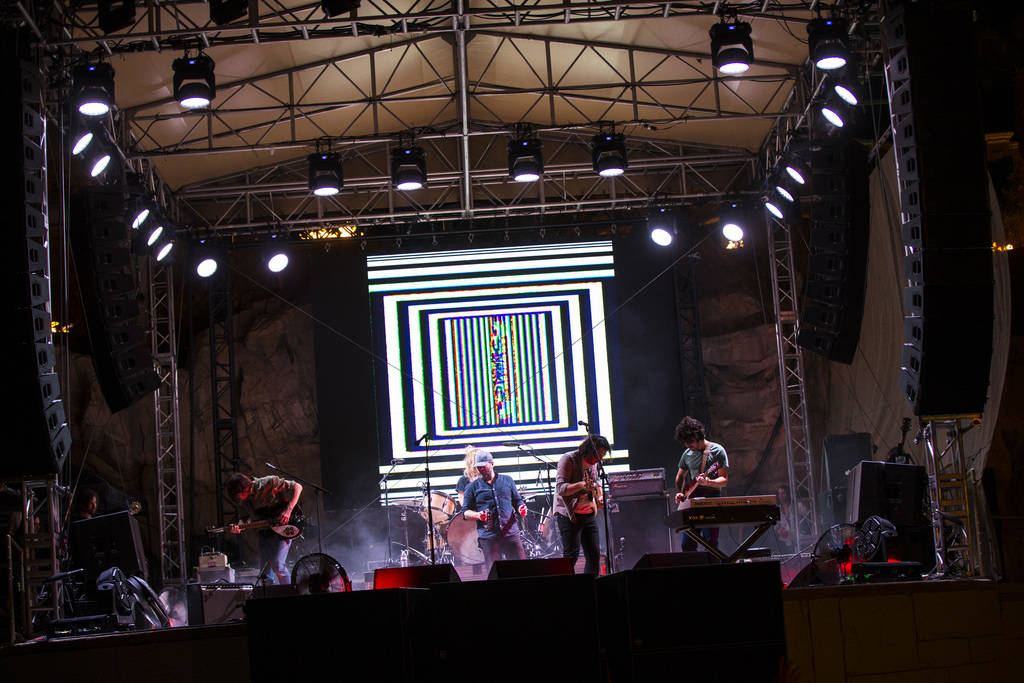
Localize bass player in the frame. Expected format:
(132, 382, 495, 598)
(673, 416, 729, 551)
(225, 472, 303, 585)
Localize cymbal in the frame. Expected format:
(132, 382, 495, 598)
(390, 499, 422, 508)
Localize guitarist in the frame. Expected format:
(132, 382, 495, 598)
(553, 434, 610, 575)
(225, 473, 303, 585)
(461, 450, 528, 571)
(673, 417, 729, 551)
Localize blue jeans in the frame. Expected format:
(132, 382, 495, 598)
(258, 532, 292, 585)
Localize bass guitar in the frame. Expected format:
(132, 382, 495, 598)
(582, 467, 604, 511)
(675, 462, 721, 509)
(207, 506, 304, 539)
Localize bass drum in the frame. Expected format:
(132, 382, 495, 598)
(446, 515, 484, 565)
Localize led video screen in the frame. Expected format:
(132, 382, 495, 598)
(367, 241, 629, 501)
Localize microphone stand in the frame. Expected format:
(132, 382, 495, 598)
(582, 425, 615, 575)
(379, 460, 402, 566)
(420, 434, 437, 565)
(266, 462, 332, 555)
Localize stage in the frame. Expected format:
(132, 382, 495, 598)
(3, 563, 1021, 683)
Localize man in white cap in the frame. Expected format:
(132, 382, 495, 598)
(460, 448, 528, 569)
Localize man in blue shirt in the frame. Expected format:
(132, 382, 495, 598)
(460, 449, 528, 569)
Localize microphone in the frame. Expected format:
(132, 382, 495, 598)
(577, 420, 590, 427)
(415, 433, 430, 445)
(502, 441, 521, 447)
(392, 458, 405, 465)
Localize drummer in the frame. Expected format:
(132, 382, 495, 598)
(455, 446, 484, 507)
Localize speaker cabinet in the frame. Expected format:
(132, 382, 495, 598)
(372, 563, 460, 589)
(487, 557, 573, 579)
(610, 496, 674, 569)
(597, 562, 785, 682)
(846, 461, 928, 527)
(632, 551, 714, 569)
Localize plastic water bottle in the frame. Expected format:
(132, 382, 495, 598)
(400, 549, 409, 567)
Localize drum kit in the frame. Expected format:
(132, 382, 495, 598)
(391, 491, 562, 565)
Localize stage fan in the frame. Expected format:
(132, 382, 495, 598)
(853, 515, 898, 562)
(810, 523, 859, 585)
(291, 553, 352, 594)
(127, 575, 172, 629)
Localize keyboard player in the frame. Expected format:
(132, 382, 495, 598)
(673, 416, 729, 551)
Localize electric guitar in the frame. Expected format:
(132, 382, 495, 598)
(207, 505, 304, 539)
(675, 462, 721, 509)
(582, 467, 604, 510)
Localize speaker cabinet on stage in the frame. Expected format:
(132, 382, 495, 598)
(246, 589, 432, 683)
(886, 2, 992, 416)
(487, 557, 573, 579)
(597, 561, 785, 682)
(820, 433, 872, 527)
(846, 461, 928, 527)
(610, 495, 673, 570)
(797, 140, 869, 364)
(633, 551, 714, 569)
(70, 189, 160, 414)
(0, 51, 71, 477)
(430, 573, 598, 681)
(185, 583, 252, 625)
(372, 563, 459, 589)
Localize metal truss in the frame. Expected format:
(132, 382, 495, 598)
(149, 261, 187, 585)
(48, 1, 821, 54)
(2, 477, 63, 640)
(208, 267, 240, 526)
(765, 213, 817, 551)
(674, 256, 711, 432)
(921, 419, 978, 577)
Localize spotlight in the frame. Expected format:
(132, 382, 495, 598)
(209, 0, 248, 25)
(833, 74, 861, 106)
(820, 90, 852, 129)
(508, 137, 543, 182)
(710, 20, 754, 75)
(321, 0, 362, 17)
(97, 0, 136, 35)
(173, 54, 216, 109)
(719, 202, 746, 241)
(763, 180, 798, 222)
(155, 240, 174, 262)
(807, 17, 850, 71)
(647, 207, 675, 246)
(71, 120, 101, 156)
(764, 196, 786, 221)
(125, 197, 155, 231)
(195, 246, 220, 278)
(83, 133, 114, 179)
(264, 244, 289, 273)
(774, 174, 801, 204)
(73, 64, 116, 117)
(308, 151, 343, 196)
(591, 132, 627, 177)
(783, 153, 809, 186)
(391, 145, 427, 191)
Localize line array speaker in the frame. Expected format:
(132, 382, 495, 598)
(70, 189, 160, 413)
(0, 50, 71, 476)
(797, 139, 870, 364)
(885, 1, 993, 416)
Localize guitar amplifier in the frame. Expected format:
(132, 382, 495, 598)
(607, 468, 665, 499)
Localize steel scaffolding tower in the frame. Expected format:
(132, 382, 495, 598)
(766, 214, 818, 551)
(208, 268, 240, 525)
(149, 261, 187, 584)
(3, 477, 62, 640)
(922, 419, 978, 577)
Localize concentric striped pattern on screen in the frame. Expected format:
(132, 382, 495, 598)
(367, 241, 627, 501)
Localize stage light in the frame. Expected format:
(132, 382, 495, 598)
(783, 154, 808, 186)
(173, 54, 216, 109)
(807, 17, 850, 71)
(647, 207, 675, 246)
(196, 252, 218, 278)
(710, 20, 754, 75)
(73, 64, 115, 117)
(391, 145, 427, 191)
(764, 196, 786, 220)
(508, 137, 543, 182)
(264, 240, 290, 273)
(321, 0, 362, 17)
(83, 134, 114, 178)
(125, 197, 154, 231)
(774, 175, 801, 204)
(155, 240, 174, 262)
(97, 0, 136, 35)
(820, 90, 851, 129)
(308, 151, 343, 196)
(833, 74, 861, 106)
(722, 222, 744, 241)
(71, 120, 101, 156)
(591, 132, 627, 177)
(719, 202, 746, 241)
(209, 0, 248, 25)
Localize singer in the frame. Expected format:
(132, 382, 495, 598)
(553, 434, 610, 574)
